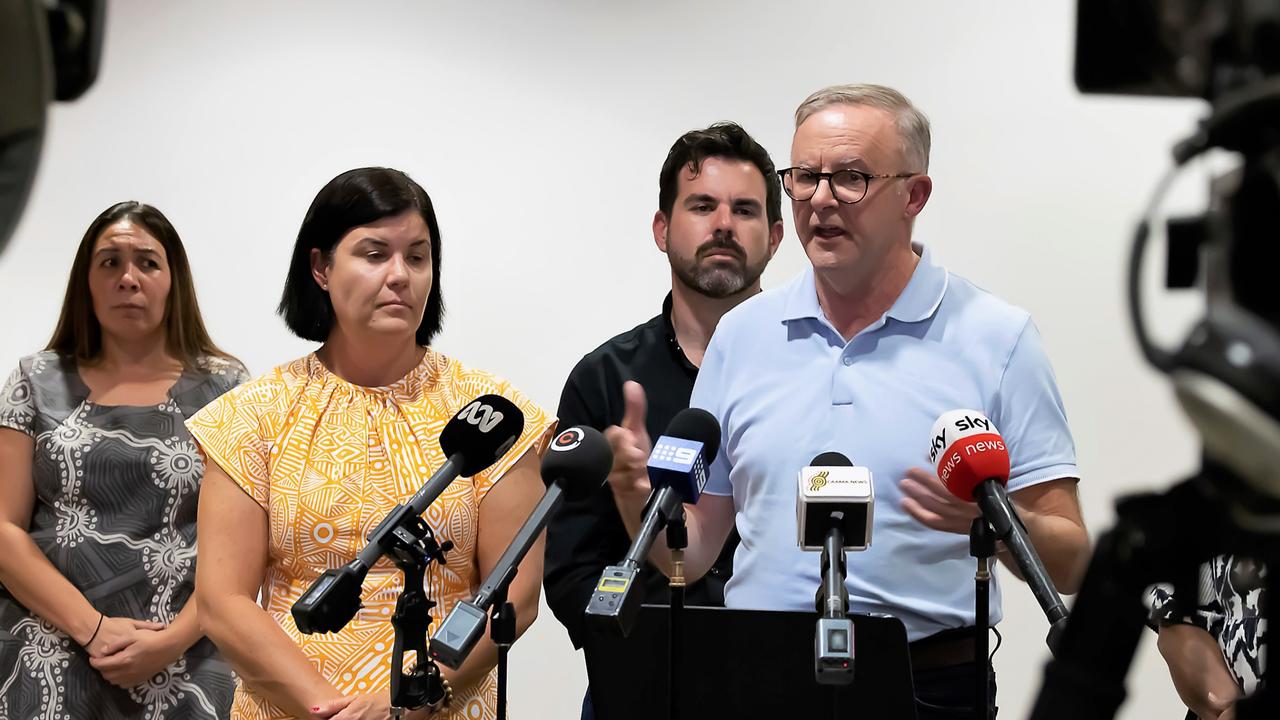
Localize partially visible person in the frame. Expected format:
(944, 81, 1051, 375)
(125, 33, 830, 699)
(0, 201, 244, 718)
(605, 85, 1089, 720)
(191, 167, 555, 720)
(1148, 555, 1267, 720)
(546, 121, 783, 719)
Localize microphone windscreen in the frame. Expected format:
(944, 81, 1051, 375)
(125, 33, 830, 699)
(440, 394, 526, 477)
(665, 407, 721, 461)
(542, 426, 614, 501)
(927, 409, 1010, 501)
(810, 451, 853, 467)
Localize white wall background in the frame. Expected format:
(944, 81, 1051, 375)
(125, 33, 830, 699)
(1, 1, 1220, 717)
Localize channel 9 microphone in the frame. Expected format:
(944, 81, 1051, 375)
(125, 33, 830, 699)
(292, 394, 525, 634)
(585, 408, 720, 636)
(797, 452, 874, 685)
(429, 426, 613, 668)
(927, 409, 1069, 651)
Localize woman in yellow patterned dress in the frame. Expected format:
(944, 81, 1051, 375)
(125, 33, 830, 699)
(189, 167, 555, 720)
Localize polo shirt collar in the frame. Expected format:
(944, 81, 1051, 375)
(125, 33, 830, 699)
(887, 242, 949, 323)
(782, 242, 948, 325)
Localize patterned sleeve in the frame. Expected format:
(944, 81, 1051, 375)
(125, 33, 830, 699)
(179, 356, 253, 418)
(0, 360, 36, 436)
(186, 375, 279, 510)
(1142, 559, 1216, 632)
(211, 358, 252, 392)
(472, 378, 557, 506)
(228, 362, 252, 389)
(1143, 582, 1199, 630)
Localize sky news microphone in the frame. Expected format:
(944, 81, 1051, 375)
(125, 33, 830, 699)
(429, 426, 613, 669)
(798, 451, 871, 686)
(585, 408, 720, 636)
(292, 394, 525, 635)
(927, 409, 1069, 650)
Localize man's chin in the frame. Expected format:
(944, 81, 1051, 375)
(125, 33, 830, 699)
(805, 245, 857, 270)
(691, 274, 750, 299)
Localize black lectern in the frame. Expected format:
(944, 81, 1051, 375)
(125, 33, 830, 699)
(583, 605, 917, 720)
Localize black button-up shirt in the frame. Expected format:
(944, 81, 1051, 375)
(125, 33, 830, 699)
(545, 294, 738, 648)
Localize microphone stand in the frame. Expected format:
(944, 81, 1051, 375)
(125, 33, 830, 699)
(814, 511, 854, 695)
(969, 517, 997, 720)
(489, 584, 516, 720)
(386, 513, 453, 716)
(666, 503, 687, 720)
(433, 483, 571, 715)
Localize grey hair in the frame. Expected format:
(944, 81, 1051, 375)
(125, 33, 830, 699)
(794, 84, 931, 172)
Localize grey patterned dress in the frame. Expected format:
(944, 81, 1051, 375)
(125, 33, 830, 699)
(0, 351, 247, 719)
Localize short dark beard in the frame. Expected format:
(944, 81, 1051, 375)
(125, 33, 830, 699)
(669, 233, 767, 299)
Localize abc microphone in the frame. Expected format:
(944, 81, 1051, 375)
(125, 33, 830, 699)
(585, 408, 721, 636)
(927, 410, 1069, 651)
(798, 452, 873, 685)
(292, 394, 525, 635)
(429, 426, 613, 669)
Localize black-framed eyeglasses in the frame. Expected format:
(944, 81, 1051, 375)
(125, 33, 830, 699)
(777, 167, 918, 204)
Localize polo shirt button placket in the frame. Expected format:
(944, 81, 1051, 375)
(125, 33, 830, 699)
(832, 351, 857, 406)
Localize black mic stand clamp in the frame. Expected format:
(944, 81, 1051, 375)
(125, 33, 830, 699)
(814, 512, 855, 686)
(386, 512, 454, 716)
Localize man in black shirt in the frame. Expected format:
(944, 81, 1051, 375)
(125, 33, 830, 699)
(546, 122, 784, 718)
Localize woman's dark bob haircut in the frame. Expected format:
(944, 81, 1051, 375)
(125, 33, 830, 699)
(278, 167, 444, 346)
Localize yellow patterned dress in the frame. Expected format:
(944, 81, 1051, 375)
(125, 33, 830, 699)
(186, 349, 555, 720)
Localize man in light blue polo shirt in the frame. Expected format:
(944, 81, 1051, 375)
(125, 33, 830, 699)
(606, 84, 1088, 719)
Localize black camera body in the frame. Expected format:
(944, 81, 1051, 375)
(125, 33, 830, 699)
(1031, 4, 1280, 719)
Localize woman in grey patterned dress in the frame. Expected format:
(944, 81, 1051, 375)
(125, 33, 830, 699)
(0, 202, 244, 719)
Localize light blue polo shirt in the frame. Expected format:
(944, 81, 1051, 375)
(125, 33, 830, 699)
(690, 243, 1078, 641)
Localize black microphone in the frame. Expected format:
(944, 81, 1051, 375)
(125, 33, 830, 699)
(585, 408, 721, 636)
(292, 394, 526, 634)
(429, 426, 613, 668)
